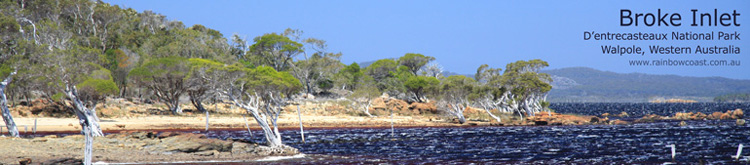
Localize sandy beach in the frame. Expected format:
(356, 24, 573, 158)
(2, 114, 463, 134)
(0, 114, 465, 164)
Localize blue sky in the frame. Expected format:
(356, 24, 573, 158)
(104, 0, 749, 79)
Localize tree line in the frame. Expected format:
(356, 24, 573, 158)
(0, 0, 553, 161)
(714, 93, 750, 103)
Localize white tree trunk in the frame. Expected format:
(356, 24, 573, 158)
(296, 105, 305, 143)
(363, 102, 374, 117)
(18, 18, 39, 45)
(0, 71, 19, 137)
(83, 124, 93, 165)
(242, 114, 253, 138)
(168, 100, 182, 115)
(450, 103, 466, 124)
(65, 85, 103, 137)
(390, 107, 394, 138)
(483, 107, 501, 123)
(522, 98, 533, 117)
(228, 94, 283, 148)
(64, 85, 100, 165)
(88, 106, 102, 136)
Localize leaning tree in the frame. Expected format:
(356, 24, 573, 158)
(499, 59, 552, 117)
(0, 69, 18, 137)
(476, 60, 553, 120)
(439, 75, 477, 124)
(42, 47, 119, 165)
(43, 47, 119, 136)
(214, 65, 302, 149)
(398, 53, 435, 75)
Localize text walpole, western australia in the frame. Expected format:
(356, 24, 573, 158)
(601, 45, 740, 55)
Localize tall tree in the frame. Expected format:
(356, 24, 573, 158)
(129, 57, 189, 115)
(230, 34, 248, 61)
(92, 2, 123, 51)
(398, 53, 435, 75)
(337, 62, 363, 91)
(365, 59, 399, 91)
(287, 33, 343, 95)
(248, 32, 303, 71)
(293, 52, 342, 95)
(185, 58, 223, 113)
(102, 49, 138, 97)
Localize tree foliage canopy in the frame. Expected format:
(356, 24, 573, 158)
(248, 33, 303, 71)
(129, 57, 189, 82)
(398, 53, 435, 75)
(440, 75, 476, 100)
(365, 59, 398, 81)
(404, 76, 439, 102)
(337, 62, 363, 90)
(128, 57, 190, 114)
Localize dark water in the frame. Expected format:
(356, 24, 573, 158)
(550, 102, 750, 117)
(30, 103, 750, 164)
(204, 121, 750, 164)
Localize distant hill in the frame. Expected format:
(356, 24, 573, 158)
(542, 67, 750, 102)
(357, 60, 376, 69)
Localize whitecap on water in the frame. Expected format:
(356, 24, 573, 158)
(576, 135, 600, 138)
(256, 154, 306, 162)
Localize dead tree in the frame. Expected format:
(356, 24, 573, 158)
(444, 100, 467, 124)
(64, 84, 103, 165)
(0, 70, 19, 137)
(64, 84, 103, 136)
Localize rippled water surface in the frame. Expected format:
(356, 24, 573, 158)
(205, 120, 750, 164)
(34, 103, 750, 164)
(550, 102, 750, 117)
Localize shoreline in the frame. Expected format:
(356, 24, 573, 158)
(1, 113, 744, 164)
(1, 115, 469, 135)
(3, 108, 743, 135)
(84, 154, 307, 165)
